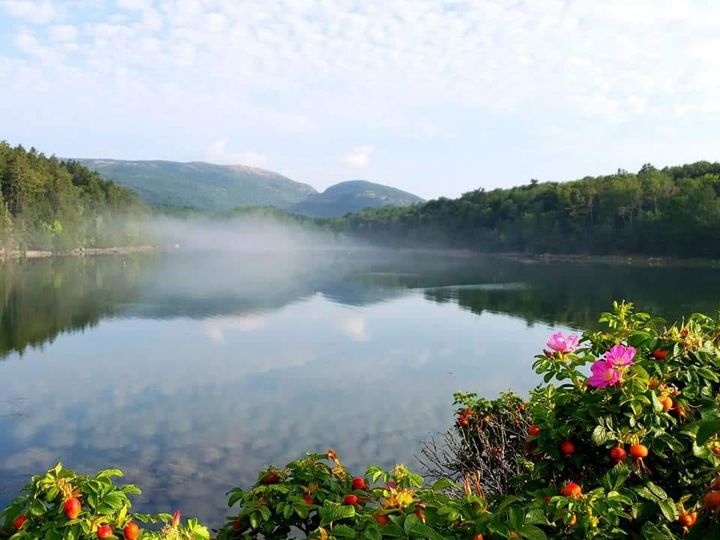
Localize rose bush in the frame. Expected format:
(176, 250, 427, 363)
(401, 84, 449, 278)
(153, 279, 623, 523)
(3, 302, 720, 538)
(0, 464, 209, 540)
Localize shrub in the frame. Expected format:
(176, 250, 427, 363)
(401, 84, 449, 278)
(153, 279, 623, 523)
(0, 464, 209, 539)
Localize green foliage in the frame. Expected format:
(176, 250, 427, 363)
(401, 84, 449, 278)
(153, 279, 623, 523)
(0, 143, 145, 250)
(0, 463, 209, 539)
(217, 453, 500, 540)
(328, 162, 720, 257)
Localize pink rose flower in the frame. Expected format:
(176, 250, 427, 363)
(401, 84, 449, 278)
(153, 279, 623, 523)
(587, 359, 621, 388)
(546, 331, 579, 353)
(604, 344, 636, 366)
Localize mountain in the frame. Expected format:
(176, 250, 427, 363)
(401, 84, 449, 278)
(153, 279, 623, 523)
(77, 159, 317, 211)
(289, 180, 424, 218)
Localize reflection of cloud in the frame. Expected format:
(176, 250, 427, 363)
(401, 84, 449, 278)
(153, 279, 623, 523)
(203, 315, 265, 343)
(2, 447, 56, 469)
(337, 315, 368, 342)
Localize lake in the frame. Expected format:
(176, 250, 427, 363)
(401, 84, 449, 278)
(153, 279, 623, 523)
(1, 249, 719, 527)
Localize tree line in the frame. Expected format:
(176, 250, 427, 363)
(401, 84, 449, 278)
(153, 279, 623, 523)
(328, 162, 720, 257)
(0, 142, 144, 251)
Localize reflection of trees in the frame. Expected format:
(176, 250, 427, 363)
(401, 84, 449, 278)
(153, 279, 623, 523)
(2, 250, 720, 358)
(0, 256, 143, 358)
(421, 259, 720, 328)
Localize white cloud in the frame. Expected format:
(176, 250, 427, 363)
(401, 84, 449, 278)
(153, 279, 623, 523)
(206, 139, 269, 168)
(2, 0, 720, 193)
(49, 24, 78, 41)
(344, 145, 374, 168)
(116, 0, 152, 11)
(1, 0, 58, 24)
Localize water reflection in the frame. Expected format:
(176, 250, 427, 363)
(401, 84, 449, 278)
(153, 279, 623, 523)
(1, 251, 720, 526)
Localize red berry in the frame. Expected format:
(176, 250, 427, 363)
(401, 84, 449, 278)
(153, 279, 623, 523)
(123, 522, 140, 540)
(679, 511, 697, 528)
(303, 494, 314, 505)
(528, 425, 541, 437)
(97, 524, 113, 539)
(660, 396, 673, 412)
(610, 446, 627, 464)
(351, 476, 368, 491)
(343, 494, 359, 506)
(260, 472, 280, 485)
(651, 349, 668, 360)
(560, 440, 575, 456)
(12, 515, 27, 530)
(704, 491, 720, 510)
(629, 444, 648, 459)
(374, 513, 389, 526)
(560, 482, 582, 499)
(64, 497, 81, 520)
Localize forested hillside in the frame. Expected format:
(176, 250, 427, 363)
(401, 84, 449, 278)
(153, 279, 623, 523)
(79, 159, 317, 211)
(330, 162, 720, 257)
(289, 180, 424, 217)
(0, 143, 144, 251)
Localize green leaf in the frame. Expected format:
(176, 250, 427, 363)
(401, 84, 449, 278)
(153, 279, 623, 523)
(403, 514, 445, 540)
(646, 481, 668, 501)
(635, 486, 661, 503)
(696, 419, 720, 445)
(524, 508, 547, 525)
(520, 524, 548, 540)
(227, 489, 245, 507)
(591, 425, 611, 446)
(658, 498, 678, 522)
(319, 501, 355, 526)
(332, 524, 358, 538)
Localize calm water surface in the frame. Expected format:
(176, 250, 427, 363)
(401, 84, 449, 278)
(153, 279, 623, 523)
(1, 250, 719, 526)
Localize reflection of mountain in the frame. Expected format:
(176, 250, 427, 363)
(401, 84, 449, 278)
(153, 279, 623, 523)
(3, 251, 720, 358)
(0, 257, 143, 358)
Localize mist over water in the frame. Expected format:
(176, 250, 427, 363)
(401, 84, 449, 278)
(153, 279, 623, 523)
(150, 215, 348, 253)
(2, 226, 720, 526)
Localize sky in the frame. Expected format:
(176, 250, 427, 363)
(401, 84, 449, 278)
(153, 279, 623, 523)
(1, 0, 720, 199)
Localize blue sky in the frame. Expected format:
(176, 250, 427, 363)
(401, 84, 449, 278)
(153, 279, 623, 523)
(1, 0, 720, 199)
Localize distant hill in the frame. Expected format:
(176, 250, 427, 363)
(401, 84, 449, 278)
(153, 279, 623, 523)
(77, 159, 317, 211)
(289, 180, 424, 218)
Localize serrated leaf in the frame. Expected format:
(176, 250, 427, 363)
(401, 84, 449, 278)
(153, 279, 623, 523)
(319, 501, 356, 526)
(646, 482, 668, 501)
(592, 425, 611, 446)
(658, 498, 678, 522)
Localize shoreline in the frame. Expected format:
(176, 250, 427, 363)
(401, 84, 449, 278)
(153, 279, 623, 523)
(2, 243, 719, 269)
(0, 245, 155, 261)
(498, 251, 720, 268)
